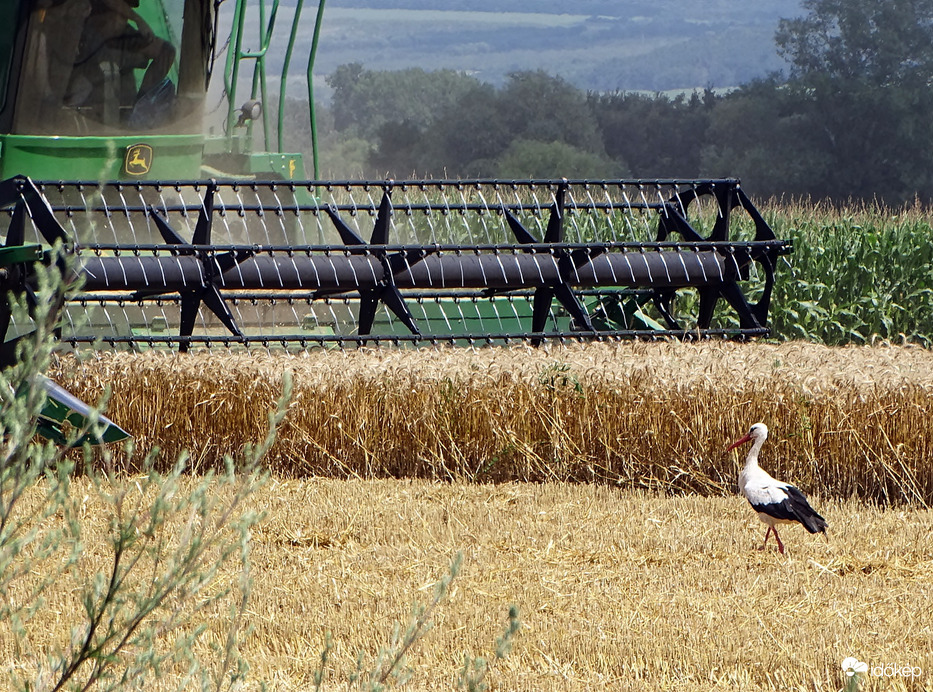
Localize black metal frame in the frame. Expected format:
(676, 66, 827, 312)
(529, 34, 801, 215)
(0, 176, 792, 352)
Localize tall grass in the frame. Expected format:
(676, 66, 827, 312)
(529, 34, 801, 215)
(762, 199, 933, 345)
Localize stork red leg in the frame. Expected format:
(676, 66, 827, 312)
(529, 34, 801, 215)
(773, 528, 785, 554)
(760, 526, 773, 550)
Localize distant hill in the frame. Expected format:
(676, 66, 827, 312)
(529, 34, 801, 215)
(226, 0, 803, 101)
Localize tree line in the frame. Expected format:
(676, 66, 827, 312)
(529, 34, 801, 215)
(284, 0, 933, 205)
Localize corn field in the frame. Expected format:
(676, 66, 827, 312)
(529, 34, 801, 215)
(763, 199, 933, 344)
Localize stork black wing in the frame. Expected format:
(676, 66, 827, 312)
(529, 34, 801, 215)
(751, 485, 827, 534)
(783, 485, 828, 534)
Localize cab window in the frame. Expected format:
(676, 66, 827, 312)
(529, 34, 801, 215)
(12, 0, 205, 135)
(0, 3, 20, 113)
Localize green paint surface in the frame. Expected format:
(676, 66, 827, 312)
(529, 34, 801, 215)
(0, 134, 204, 180)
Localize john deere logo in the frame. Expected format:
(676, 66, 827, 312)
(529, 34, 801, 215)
(124, 144, 153, 176)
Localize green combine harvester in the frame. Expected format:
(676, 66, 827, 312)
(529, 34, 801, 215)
(0, 0, 324, 181)
(0, 0, 792, 446)
(0, 0, 331, 445)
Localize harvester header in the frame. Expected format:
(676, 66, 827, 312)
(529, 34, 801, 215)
(1, 175, 791, 349)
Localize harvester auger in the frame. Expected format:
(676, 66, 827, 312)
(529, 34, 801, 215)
(0, 175, 792, 349)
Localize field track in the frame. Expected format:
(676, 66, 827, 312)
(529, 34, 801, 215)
(52, 340, 933, 505)
(5, 478, 931, 690)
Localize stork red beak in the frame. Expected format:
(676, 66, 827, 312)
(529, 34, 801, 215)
(727, 433, 752, 452)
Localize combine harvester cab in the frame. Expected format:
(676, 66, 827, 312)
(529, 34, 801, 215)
(0, 0, 316, 181)
(0, 1, 793, 440)
(1, 0, 208, 181)
(0, 0, 322, 444)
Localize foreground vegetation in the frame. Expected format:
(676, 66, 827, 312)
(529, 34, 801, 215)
(4, 478, 931, 691)
(0, 260, 271, 690)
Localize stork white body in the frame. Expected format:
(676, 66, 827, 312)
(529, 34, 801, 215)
(728, 423, 828, 554)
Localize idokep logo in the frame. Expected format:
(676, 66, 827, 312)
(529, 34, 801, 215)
(841, 657, 868, 678)
(870, 662, 923, 678)
(842, 656, 923, 679)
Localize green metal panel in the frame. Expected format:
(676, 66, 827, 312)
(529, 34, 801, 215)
(202, 135, 309, 180)
(0, 133, 203, 180)
(0, 243, 43, 267)
(36, 375, 131, 446)
(248, 151, 307, 179)
(372, 298, 573, 337)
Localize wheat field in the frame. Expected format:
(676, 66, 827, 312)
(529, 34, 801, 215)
(6, 340, 933, 689)
(235, 479, 933, 691)
(51, 340, 933, 504)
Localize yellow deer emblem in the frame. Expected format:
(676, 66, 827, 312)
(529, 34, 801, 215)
(124, 144, 153, 177)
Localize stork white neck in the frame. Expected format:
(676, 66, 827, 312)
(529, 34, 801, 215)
(728, 422, 770, 484)
(743, 434, 766, 470)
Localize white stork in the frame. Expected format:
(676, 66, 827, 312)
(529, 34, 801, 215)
(727, 422, 827, 554)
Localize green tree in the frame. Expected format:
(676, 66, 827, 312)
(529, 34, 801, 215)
(700, 78, 828, 199)
(499, 71, 605, 154)
(369, 119, 425, 178)
(417, 82, 512, 177)
(326, 64, 482, 141)
(776, 0, 933, 88)
(495, 138, 619, 179)
(367, 70, 611, 178)
(773, 0, 933, 202)
(588, 90, 716, 178)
